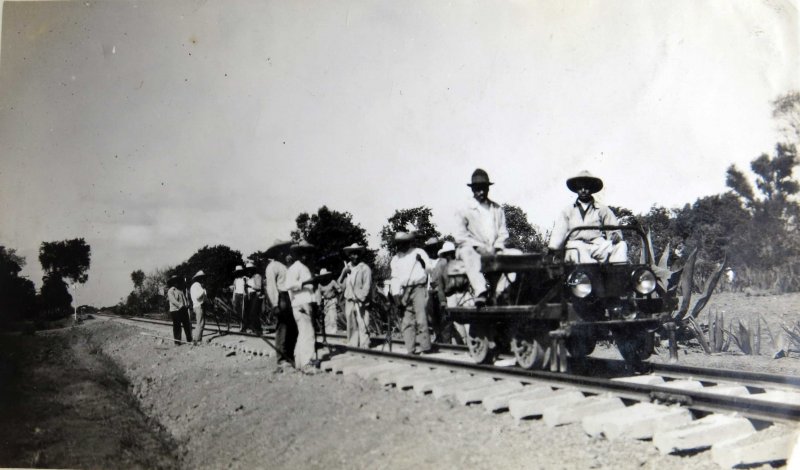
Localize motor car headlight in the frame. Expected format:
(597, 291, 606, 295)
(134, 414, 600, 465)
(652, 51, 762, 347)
(632, 268, 657, 295)
(567, 271, 592, 298)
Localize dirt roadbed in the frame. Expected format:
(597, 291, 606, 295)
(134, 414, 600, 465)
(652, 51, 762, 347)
(1, 319, 732, 470)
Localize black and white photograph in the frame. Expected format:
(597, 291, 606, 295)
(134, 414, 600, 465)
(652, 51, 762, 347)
(1, 1, 799, 468)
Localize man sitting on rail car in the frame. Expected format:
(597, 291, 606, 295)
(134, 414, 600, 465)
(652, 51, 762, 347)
(546, 170, 628, 264)
(454, 168, 510, 307)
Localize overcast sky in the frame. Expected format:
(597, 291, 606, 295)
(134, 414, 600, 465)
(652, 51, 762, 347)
(1, 0, 798, 307)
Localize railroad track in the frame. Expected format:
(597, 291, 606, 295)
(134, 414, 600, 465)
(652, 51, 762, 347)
(95, 312, 800, 467)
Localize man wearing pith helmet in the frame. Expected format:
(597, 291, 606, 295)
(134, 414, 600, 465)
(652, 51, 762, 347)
(454, 168, 509, 306)
(547, 170, 628, 264)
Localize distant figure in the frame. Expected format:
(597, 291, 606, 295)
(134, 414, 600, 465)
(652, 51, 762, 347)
(547, 170, 628, 264)
(455, 169, 509, 306)
(265, 250, 296, 365)
(167, 275, 192, 345)
(231, 265, 247, 331)
(339, 243, 372, 347)
(190, 270, 208, 344)
(284, 241, 317, 370)
(423, 237, 444, 341)
(317, 268, 341, 335)
(390, 230, 432, 354)
(244, 261, 263, 335)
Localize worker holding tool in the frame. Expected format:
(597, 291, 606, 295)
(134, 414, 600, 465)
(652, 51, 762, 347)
(390, 230, 433, 355)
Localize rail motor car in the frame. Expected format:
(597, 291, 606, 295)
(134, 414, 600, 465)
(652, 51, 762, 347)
(447, 225, 678, 371)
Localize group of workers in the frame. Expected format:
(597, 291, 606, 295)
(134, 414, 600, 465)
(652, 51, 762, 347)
(164, 168, 629, 370)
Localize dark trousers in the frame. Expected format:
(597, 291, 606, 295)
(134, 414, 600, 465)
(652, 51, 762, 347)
(273, 292, 297, 363)
(244, 293, 263, 334)
(170, 307, 192, 345)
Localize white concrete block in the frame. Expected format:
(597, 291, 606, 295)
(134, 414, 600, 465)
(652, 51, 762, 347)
(749, 391, 800, 406)
(786, 431, 800, 470)
(653, 414, 756, 455)
(543, 396, 625, 427)
(582, 402, 687, 439)
(509, 390, 585, 421)
(701, 384, 750, 397)
(413, 374, 471, 395)
(432, 377, 496, 399)
(374, 365, 416, 384)
(356, 362, 408, 380)
(397, 370, 450, 389)
(456, 381, 524, 406)
(612, 375, 665, 385)
(660, 380, 704, 391)
(482, 386, 552, 413)
(712, 430, 797, 469)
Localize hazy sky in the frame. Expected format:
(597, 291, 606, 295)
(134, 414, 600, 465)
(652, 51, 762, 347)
(1, 0, 798, 307)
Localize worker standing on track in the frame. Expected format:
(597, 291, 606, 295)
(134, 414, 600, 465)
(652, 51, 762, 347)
(318, 268, 342, 335)
(283, 241, 317, 371)
(167, 275, 192, 345)
(390, 230, 433, 355)
(245, 261, 263, 335)
(190, 270, 208, 344)
(265, 244, 297, 365)
(232, 265, 248, 332)
(339, 243, 372, 348)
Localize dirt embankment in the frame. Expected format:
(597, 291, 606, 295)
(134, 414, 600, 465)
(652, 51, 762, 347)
(2, 319, 730, 470)
(0, 326, 179, 469)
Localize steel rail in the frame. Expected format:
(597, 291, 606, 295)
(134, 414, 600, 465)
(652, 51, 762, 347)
(96, 312, 800, 421)
(336, 345, 800, 424)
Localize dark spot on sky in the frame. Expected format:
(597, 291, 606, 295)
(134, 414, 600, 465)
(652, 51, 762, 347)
(283, 141, 286, 144)
(190, 36, 198, 45)
(188, 52, 192, 56)
(184, 78, 188, 82)
(224, 73, 227, 77)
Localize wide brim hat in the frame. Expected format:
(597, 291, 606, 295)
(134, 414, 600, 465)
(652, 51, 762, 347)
(342, 243, 366, 253)
(233, 265, 244, 274)
(290, 240, 315, 252)
(566, 170, 603, 194)
(319, 268, 330, 275)
(424, 237, 440, 247)
(264, 239, 293, 259)
(438, 241, 456, 257)
(192, 270, 206, 280)
(394, 231, 415, 241)
(467, 168, 494, 187)
(167, 275, 180, 287)
(245, 261, 256, 272)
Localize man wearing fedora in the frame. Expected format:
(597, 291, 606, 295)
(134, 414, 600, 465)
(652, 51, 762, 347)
(338, 243, 372, 347)
(455, 168, 509, 306)
(167, 275, 192, 345)
(390, 230, 433, 354)
(547, 170, 628, 264)
(190, 270, 208, 344)
(283, 241, 317, 370)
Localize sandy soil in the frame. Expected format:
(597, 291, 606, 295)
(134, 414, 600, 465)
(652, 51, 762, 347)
(2, 291, 798, 469)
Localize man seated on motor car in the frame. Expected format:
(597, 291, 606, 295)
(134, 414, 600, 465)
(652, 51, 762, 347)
(454, 168, 510, 306)
(546, 170, 628, 264)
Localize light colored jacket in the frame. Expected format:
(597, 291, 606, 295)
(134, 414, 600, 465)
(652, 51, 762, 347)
(455, 198, 509, 250)
(390, 248, 430, 295)
(342, 262, 372, 303)
(265, 261, 287, 307)
(548, 198, 623, 250)
(190, 282, 206, 307)
(167, 286, 188, 312)
(283, 260, 314, 306)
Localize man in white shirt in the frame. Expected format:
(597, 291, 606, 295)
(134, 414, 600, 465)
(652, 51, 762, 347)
(338, 243, 372, 347)
(265, 248, 296, 365)
(231, 265, 247, 331)
(282, 241, 317, 370)
(390, 231, 432, 354)
(455, 169, 509, 306)
(547, 171, 627, 264)
(190, 270, 208, 344)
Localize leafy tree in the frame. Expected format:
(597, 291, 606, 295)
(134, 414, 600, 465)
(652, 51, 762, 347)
(291, 206, 373, 270)
(0, 246, 36, 323)
(38, 274, 72, 320)
(171, 245, 243, 298)
(39, 238, 91, 284)
(772, 90, 800, 143)
(502, 204, 545, 252)
(131, 269, 145, 292)
(380, 206, 441, 255)
(726, 143, 799, 268)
